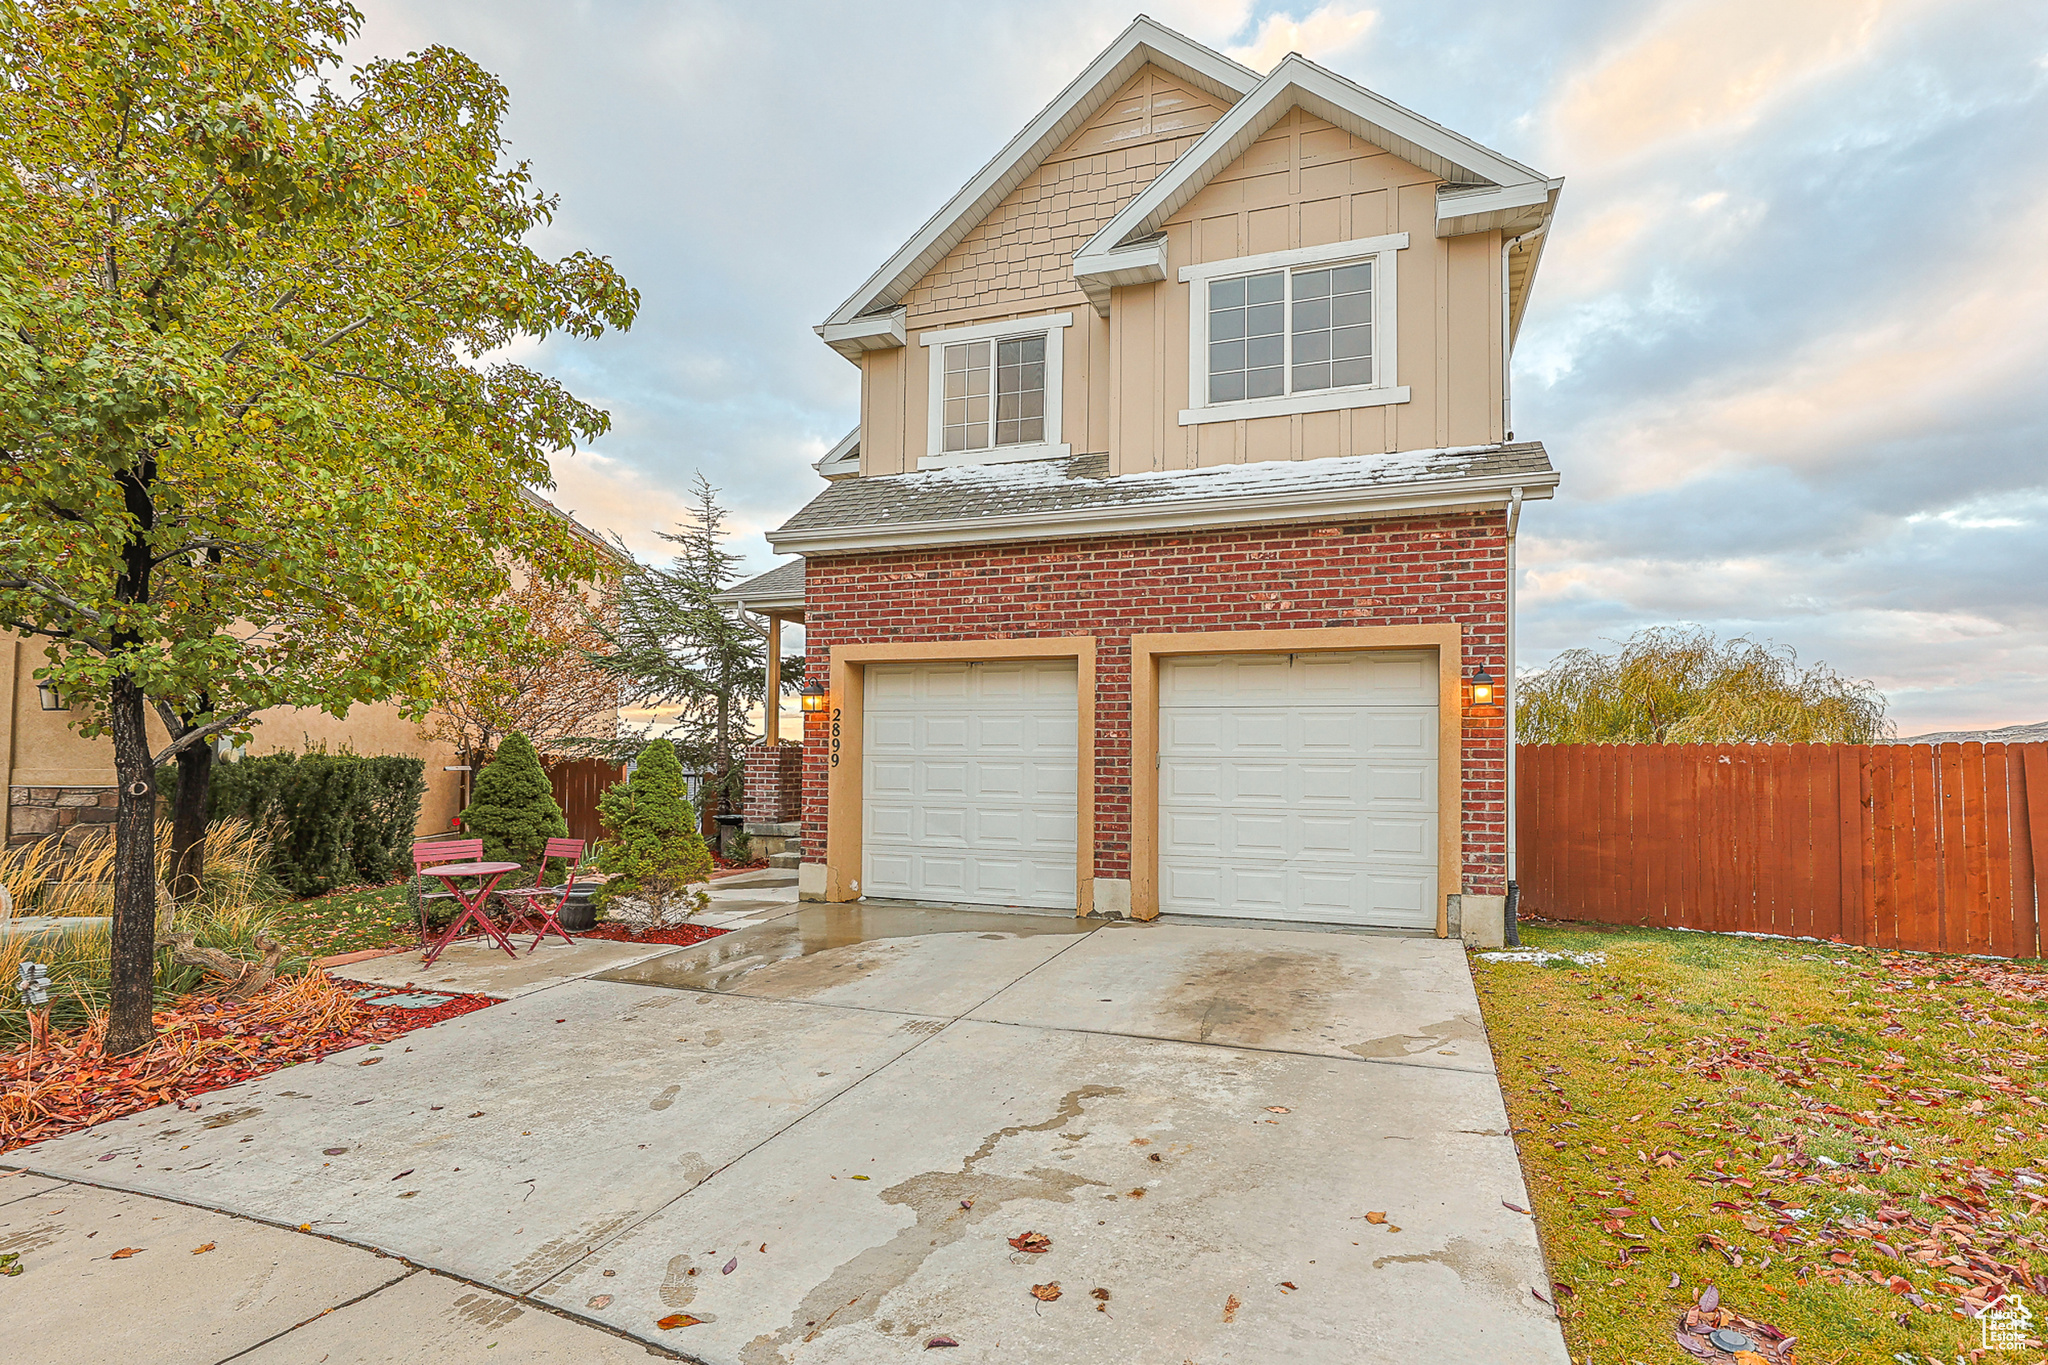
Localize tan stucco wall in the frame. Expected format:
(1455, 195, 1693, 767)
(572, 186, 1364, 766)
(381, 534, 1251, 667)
(861, 64, 1230, 476)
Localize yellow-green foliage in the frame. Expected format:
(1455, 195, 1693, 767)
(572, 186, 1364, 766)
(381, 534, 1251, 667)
(1518, 626, 1891, 744)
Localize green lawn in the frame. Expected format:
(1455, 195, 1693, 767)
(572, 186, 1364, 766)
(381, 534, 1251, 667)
(266, 882, 419, 958)
(1473, 922, 2048, 1365)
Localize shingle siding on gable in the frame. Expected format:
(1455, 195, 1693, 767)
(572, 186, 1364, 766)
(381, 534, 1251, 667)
(798, 509, 1510, 896)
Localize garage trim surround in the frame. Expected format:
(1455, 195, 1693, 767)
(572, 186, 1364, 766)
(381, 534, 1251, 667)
(824, 637, 1098, 913)
(1130, 624, 1463, 935)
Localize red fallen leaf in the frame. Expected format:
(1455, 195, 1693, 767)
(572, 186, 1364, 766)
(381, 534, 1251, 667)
(1502, 1201, 1531, 1214)
(1030, 1282, 1062, 1302)
(1009, 1231, 1052, 1253)
(722, 1257, 737, 1274)
(1553, 1282, 1576, 1298)
(358, 1057, 381, 1066)
(656, 1312, 706, 1328)
(1699, 1284, 1720, 1311)
(925, 1337, 960, 1349)
(391, 1170, 413, 1181)
(323, 1147, 347, 1156)
(109, 1247, 143, 1259)
(1887, 1275, 1913, 1294)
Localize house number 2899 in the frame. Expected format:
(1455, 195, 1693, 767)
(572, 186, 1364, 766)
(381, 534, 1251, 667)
(829, 708, 841, 767)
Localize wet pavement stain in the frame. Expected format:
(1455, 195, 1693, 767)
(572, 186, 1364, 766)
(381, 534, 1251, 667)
(1367, 1235, 1527, 1295)
(650, 1085, 682, 1111)
(659, 1253, 699, 1309)
(737, 1085, 1124, 1365)
(1343, 1014, 1485, 1060)
(198, 1106, 264, 1129)
(504, 1212, 640, 1291)
(448, 1291, 524, 1330)
(1166, 948, 1347, 1046)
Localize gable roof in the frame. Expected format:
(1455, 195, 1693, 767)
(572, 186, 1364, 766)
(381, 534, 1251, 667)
(712, 557, 806, 613)
(815, 16, 1259, 359)
(1075, 51, 1562, 335)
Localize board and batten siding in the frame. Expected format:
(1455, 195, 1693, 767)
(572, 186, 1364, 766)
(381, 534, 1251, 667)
(1111, 106, 1505, 475)
(860, 65, 1232, 476)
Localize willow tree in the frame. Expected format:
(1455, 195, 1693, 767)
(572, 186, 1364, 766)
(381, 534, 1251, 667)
(0, 1, 636, 1054)
(1517, 627, 1891, 745)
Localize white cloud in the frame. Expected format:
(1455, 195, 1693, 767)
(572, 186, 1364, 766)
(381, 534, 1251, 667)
(1226, 3, 1378, 71)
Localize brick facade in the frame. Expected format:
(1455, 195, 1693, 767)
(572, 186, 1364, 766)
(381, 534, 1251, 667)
(741, 741, 804, 825)
(800, 509, 1510, 898)
(7, 785, 119, 849)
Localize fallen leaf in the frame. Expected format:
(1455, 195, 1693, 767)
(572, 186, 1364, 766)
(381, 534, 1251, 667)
(850, 1175, 869, 1181)
(1009, 1231, 1052, 1254)
(1280, 1280, 1297, 1290)
(960, 1198, 974, 1209)
(109, 1248, 143, 1259)
(190, 1243, 215, 1255)
(1265, 1106, 1291, 1114)
(587, 1294, 612, 1309)
(1223, 1293, 1241, 1323)
(1127, 1188, 1146, 1199)
(656, 1313, 706, 1329)
(722, 1257, 738, 1274)
(323, 1147, 347, 1156)
(357, 1058, 380, 1067)
(1503, 1201, 1531, 1215)
(1699, 1284, 1721, 1311)
(759, 1243, 767, 1253)
(1148, 1153, 1162, 1162)
(467, 1112, 484, 1118)
(1365, 1211, 1387, 1224)
(1091, 1287, 1111, 1301)
(925, 1337, 959, 1349)
(1030, 1281, 1061, 1302)
(391, 1169, 414, 1181)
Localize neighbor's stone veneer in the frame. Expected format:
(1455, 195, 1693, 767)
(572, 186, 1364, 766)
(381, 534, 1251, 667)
(799, 510, 1510, 896)
(7, 786, 120, 848)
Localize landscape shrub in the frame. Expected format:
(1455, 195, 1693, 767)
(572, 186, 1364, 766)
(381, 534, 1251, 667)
(594, 740, 710, 916)
(457, 732, 567, 879)
(208, 752, 427, 896)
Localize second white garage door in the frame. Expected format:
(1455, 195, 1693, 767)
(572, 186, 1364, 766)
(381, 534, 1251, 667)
(1158, 650, 1439, 927)
(862, 659, 1079, 910)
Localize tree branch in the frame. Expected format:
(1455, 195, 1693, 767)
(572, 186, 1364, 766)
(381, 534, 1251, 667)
(150, 707, 261, 766)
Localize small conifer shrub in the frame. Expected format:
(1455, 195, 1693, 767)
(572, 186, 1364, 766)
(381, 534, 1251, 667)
(458, 732, 568, 877)
(595, 740, 711, 919)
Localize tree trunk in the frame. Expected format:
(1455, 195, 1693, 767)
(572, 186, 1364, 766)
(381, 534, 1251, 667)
(167, 739, 213, 906)
(105, 672, 159, 1057)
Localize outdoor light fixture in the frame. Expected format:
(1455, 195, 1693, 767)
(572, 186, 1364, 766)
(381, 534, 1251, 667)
(799, 680, 829, 714)
(1470, 667, 1497, 709)
(35, 680, 67, 711)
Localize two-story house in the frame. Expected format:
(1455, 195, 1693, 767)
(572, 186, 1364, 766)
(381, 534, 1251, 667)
(740, 17, 1561, 931)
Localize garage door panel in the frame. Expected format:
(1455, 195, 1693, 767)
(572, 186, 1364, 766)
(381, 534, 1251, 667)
(1159, 651, 1438, 927)
(863, 659, 1078, 910)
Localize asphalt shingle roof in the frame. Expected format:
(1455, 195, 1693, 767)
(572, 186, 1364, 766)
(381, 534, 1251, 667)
(717, 557, 805, 602)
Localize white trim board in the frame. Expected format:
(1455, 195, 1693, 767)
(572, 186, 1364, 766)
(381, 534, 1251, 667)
(920, 311, 1073, 469)
(1181, 235, 1405, 425)
(816, 17, 1258, 349)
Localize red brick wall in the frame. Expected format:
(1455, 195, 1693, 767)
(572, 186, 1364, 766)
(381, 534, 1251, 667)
(742, 741, 804, 824)
(801, 510, 1510, 897)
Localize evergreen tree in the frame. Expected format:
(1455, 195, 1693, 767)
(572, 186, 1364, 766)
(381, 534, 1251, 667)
(597, 477, 798, 815)
(594, 740, 711, 907)
(458, 732, 569, 875)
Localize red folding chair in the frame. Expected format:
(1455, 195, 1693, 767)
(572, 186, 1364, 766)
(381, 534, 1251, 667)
(410, 839, 484, 942)
(494, 837, 587, 951)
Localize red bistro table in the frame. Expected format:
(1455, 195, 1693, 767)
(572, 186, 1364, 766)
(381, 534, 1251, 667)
(418, 861, 523, 966)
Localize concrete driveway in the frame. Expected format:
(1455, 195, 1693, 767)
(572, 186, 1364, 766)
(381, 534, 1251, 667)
(6, 880, 1565, 1364)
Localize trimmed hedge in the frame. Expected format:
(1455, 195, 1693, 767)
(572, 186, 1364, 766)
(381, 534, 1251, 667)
(207, 752, 428, 896)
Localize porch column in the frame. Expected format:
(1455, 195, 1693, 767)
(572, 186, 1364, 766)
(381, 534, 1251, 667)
(763, 612, 781, 746)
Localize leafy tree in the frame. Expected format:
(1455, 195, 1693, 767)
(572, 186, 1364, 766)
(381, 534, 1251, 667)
(418, 565, 623, 762)
(457, 732, 567, 875)
(594, 740, 710, 908)
(0, 2, 635, 1053)
(1518, 627, 1892, 745)
(598, 477, 798, 814)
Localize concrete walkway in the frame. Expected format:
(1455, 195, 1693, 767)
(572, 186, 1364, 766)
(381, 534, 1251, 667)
(4, 875, 1566, 1364)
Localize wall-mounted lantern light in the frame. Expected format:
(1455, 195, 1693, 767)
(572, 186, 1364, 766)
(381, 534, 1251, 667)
(1469, 667, 1497, 709)
(799, 680, 829, 714)
(36, 680, 68, 711)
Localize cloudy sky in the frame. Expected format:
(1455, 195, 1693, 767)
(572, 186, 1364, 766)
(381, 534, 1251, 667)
(351, 0, 2048, 736)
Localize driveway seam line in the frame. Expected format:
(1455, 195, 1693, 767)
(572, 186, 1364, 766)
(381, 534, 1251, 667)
(206, 1267, 420, 1365)
(959, 1015, 1500, 1074)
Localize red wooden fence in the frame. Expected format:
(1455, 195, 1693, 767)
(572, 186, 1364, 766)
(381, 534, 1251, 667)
(546, 759, 625, 846)
(1515, 742, 2048, 958)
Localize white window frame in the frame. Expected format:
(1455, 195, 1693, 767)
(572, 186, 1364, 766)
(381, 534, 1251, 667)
(919, 311, 1073, 469)
(1179, 233, 1410, 427)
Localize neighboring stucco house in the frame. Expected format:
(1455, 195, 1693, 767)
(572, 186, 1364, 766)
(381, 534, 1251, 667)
(739, 18, 1562, 930)
(3, 492, 628, 850)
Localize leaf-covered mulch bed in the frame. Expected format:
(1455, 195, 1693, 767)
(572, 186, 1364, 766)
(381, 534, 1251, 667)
(0, 972, 493, 1154)
(575, 923, 728, 948)
(1475, 921, 2048, 1363)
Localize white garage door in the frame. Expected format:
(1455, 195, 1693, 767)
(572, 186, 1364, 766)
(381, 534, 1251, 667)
(862, 659, 1079, 909)
(1158, 650, 1438, 927)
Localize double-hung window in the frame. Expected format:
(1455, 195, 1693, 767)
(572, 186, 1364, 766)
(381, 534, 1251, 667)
(921, 311, 1072, 468)
(1180, 233, 1409, 426)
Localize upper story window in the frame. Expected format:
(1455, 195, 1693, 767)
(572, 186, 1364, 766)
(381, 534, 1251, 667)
(921, 311, 1072, 469)
(1181, 233, 1411, 427)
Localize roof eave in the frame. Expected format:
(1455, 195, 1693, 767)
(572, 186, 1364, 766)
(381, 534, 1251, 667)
(818, 17, 1259, 337)
(768, 468, 1559, 556)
